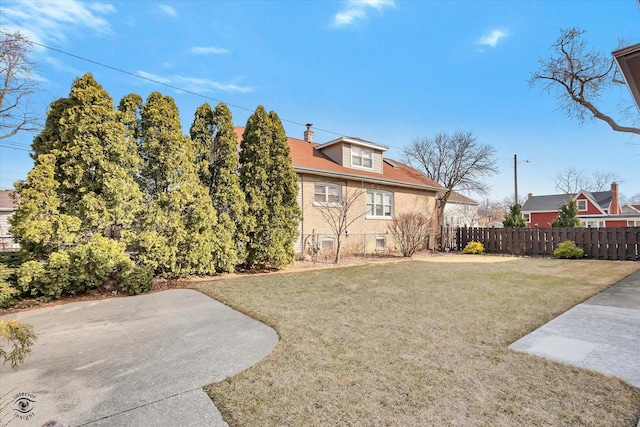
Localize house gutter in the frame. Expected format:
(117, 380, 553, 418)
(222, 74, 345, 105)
(293, 166, 443, 193)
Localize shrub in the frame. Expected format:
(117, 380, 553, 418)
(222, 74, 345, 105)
(119, 267, 154, 295)
(389, 212, 434, 257)
(462, 241, 485, 254)
(0, 319, 37, 370)
(69, 235, 134, 292)
(0, 264, 20, 308)
(16, 260, 46, 296)
(553, 240, 584, 259)
(16, 252, 71, 298)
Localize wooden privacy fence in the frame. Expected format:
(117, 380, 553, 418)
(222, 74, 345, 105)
(456, 227, 640, 261)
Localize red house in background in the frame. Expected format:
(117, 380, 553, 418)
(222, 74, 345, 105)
(521, 183, 640, 228)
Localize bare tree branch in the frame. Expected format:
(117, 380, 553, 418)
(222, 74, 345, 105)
(0, 30, 42, 140)
(552, 168, 621, 193)
(553, 168, 589, 194)
(531, 27, 640, 136)
(402, 131, 498, 235)
(313, 184, 369, 264)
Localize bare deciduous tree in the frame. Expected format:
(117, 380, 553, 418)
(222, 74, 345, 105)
(553, 168, 621, 193)
(553, 168, 590, 194)
(530, 27, 640, 136)
(0, 30, 41, 140)
(402, 131, 498, 233)
(389, 212, 435, 257)
(591, 170, 621, 192)
(313, 185, 369, 264)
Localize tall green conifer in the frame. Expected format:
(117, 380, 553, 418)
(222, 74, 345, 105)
(25, 73, 142, 238)
(189, 102, 215, 190)
(10, 154, 81, 259)
(239, 106, 300, 268)
(134, 93, 234, 275)
(267, 111, 301, 265)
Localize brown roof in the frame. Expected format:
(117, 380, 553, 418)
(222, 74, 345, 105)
(0, 190, 17, 210)
(439, 190, 478, 205)
(234, 127, 444, 192)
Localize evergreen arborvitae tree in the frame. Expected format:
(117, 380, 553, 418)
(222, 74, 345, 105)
(118, 93, 143, 144)
(189, 102, 215, 190)
(267, 111, 301, 265)
(503, 204, 526, 227)
(240, 106, 300, 269)
(134, 92, 234, 276)
(210, 103, 249, 265)
(10, 154, 82, 259)
(26, 73, 143, 238)
(552, 198, 582, 227)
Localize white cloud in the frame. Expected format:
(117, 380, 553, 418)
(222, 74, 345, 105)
(2, 0, 115, 45)
(190, 46, 230, 55)
(332, 0, 395, 27)
(158, 4, 178, 17)
(478, 29, 508, 48)
(137, 71, 252, 94)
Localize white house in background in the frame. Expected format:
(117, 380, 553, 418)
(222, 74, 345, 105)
(0, 190, 19, 251)
(441, 190, 479, 227)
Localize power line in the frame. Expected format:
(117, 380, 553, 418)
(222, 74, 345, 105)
(2, 30, 353, 139)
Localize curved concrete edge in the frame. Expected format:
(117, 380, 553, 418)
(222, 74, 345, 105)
(0, 289, 278, 427)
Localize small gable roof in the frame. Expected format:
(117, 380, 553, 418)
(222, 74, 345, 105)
(317, 136, 388, 152)
(234, 127, 443, 192)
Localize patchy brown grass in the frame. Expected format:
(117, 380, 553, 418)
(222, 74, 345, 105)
(193, 257, 640, 426)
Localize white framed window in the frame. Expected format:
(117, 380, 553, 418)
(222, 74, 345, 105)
(581, 220, 605, 228)
(314, 183, 341, 205)
(376, 236, 387, 250)
(577, 199, 587, 211)
(628, 220, 639, 226)
(351, 146, 373, 169)
(367, 190, 393, 218)
(523, 213, 530, 223)
(320, 237, 335, 250)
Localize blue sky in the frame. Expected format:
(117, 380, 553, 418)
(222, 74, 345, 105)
(1, 0, 639, 202)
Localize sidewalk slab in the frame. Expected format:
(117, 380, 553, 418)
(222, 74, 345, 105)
(510, 270, 640, 388)
(0, 289, 277, 426)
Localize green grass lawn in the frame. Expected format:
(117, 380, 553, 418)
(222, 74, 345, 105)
(192, 256, 640, 426)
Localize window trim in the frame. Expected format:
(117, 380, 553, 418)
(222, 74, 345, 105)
(351, 145, 374, 170)
(523, 213, 530, 223)
(375, 236, 387, 250)
(576, 199, 588, 211)
(313, 183, 342, 206)
(366, 190, 394, 219)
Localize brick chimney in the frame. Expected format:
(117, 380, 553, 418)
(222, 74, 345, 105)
(610, 182, 621, 215)
(304, 123, 314, 143)
(527, 193, 533, 199)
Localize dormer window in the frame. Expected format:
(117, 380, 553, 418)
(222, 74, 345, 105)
(351, 146, 373, 169)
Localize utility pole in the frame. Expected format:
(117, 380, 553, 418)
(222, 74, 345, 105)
(514, 154, 518, 206)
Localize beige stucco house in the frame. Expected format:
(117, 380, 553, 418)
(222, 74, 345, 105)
(235, 125, 444, 258)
